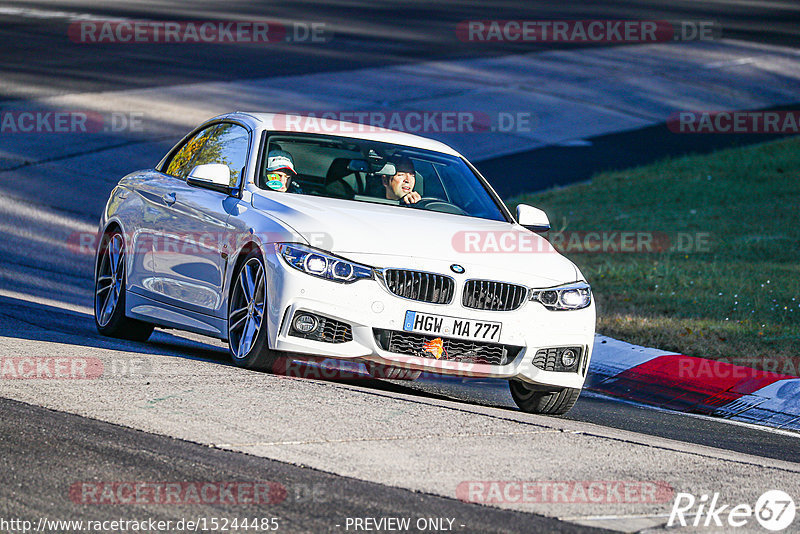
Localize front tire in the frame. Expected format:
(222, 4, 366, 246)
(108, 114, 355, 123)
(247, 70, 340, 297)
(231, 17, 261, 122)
(94, 230, 154, 341)
(509, 380, 580, 415)
(228, 249, 280, 370)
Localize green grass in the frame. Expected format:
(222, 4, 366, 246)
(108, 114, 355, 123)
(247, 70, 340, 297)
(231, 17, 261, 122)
(507, 137, 800, 376)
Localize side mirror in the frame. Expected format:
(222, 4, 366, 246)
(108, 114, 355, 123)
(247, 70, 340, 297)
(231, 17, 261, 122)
(187, 163, 233, 194)
(516, 204, 550, 233)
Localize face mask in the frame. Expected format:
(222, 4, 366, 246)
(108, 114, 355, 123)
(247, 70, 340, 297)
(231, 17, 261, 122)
(265, 172, 287, 190)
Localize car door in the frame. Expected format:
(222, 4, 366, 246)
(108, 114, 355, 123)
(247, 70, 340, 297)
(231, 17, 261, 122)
(153, 122, 251, 318)
(117, 172, 163, 299)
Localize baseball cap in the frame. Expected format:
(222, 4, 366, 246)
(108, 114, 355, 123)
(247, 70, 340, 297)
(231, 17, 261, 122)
(266, 150, 297, 175)
(392, 156, 415, 174)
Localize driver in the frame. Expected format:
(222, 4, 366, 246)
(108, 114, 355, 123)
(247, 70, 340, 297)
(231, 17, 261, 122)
(382, 156, 421, 205)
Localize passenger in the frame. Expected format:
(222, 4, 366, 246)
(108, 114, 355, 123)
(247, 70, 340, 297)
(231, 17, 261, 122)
(265, 150, 300, 192)
(382, 156, 421, 205)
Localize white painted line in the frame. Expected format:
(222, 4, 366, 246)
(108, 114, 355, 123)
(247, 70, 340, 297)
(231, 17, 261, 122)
(0, 288, 93, 316)
(212, 428, 562, 447)
(559, 513, 671, 521)
(0, 7, 128, 22)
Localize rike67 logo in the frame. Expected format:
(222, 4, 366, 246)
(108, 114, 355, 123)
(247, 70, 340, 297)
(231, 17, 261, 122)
(669, 490, 796, 531)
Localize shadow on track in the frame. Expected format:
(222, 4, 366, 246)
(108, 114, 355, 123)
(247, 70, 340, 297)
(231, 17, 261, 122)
(0, 294, 230, 363)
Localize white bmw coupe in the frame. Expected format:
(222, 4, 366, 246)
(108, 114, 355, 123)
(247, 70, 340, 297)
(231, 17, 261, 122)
(94, 112, 595, 414)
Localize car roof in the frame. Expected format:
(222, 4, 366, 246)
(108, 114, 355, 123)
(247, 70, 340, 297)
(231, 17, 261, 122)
(216, 112, 463, 157)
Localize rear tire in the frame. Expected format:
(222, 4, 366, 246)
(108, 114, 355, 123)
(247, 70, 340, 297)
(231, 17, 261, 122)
(509, 380, 580, 415)
(94, 229, 154, 342)
(228, 249, 280, 371)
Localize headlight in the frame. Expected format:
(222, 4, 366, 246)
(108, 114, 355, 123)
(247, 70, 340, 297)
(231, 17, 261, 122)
(530, 281, 591, 311)
(277, 243, 374, 283)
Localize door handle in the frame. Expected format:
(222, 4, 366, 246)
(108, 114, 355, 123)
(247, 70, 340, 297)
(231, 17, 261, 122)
(161, 192, 177, 206)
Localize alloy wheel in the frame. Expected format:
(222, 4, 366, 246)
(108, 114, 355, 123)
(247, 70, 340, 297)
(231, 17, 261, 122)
(95, 233, 125, 327)
(229, 257, 266, 359)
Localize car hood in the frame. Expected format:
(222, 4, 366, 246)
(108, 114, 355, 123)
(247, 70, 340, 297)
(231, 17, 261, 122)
(251, 191, 578, 285)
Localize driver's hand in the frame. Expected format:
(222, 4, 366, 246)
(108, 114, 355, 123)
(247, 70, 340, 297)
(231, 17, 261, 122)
(401, 191, 422, 204)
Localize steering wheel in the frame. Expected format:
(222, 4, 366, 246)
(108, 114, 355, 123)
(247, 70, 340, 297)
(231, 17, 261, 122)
(409, 197, 468, 216)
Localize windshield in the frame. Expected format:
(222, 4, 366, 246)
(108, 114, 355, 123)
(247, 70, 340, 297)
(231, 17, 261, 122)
(258, 134, 508, 222)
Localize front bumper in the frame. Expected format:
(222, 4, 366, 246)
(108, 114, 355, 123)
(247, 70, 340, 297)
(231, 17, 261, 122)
(263, 249, 595, 389)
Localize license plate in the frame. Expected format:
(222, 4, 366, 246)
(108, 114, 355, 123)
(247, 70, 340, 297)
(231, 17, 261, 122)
(403, 311, 502, 342)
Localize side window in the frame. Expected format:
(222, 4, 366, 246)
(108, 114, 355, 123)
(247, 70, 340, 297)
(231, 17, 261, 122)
(409, 159, 446, 199)
(164, 126, 217, 180)
(191, 123, 250, 187)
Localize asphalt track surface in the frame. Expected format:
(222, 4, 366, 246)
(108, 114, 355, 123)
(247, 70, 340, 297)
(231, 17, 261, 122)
(2, 0, 800, 100)
(1, 397, 605, 533)
(1, 1, 800, 533)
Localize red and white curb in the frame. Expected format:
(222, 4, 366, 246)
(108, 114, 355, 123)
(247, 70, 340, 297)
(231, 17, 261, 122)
(588, 334, 800, 431)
